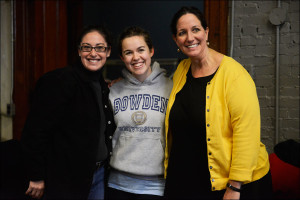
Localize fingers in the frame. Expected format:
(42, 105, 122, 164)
(109, 77, 123, 87)
(26, 187, 44, 199)
(25, 187, 31, 195)
(25, 181, 45, 199)
(32, 189, 44, 199)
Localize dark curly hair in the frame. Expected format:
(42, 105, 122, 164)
(77, 24, 113, 48)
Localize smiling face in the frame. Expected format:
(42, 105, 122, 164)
(121, 35, 154, 82)
(173, 13, 209, 58)
(78, 31, 111, 71)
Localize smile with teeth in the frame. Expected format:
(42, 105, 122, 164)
(186, 43, 199, 48)
(87, 59, 100, 63)
(131, 62, 144, 68)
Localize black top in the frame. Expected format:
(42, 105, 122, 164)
(91, 81, 107, 161)
(165, 67, 219, 198)
(21, 62, 116, 199)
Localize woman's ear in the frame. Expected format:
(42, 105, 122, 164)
(205, 27, 209, 41)
(150, 48, 154, 57)
(106, 47, 111, 58)
(172, 35, 179, 48)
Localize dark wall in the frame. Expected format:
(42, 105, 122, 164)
(82, 1, 204, 59)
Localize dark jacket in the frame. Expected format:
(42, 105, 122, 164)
(21, 62, 115, 199)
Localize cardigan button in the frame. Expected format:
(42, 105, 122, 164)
(207, 124, 210, 127)
(209, 152, 212, 155)
(207, 109, 210, 112)
(109, 136, 112, 139)
(210, 166, 213, 169)
(207, 96, 210, 99)
(108, 121, 111, 124)
(104, 105, 107, 108)
(208, 138, 211, 141)
(212, 179, 215, 182)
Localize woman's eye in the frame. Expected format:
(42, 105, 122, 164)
(192, 28, 200, 33)
(95, 46, 106, 52)
(124, 51, 132, 56)
(178, 31, 185, 36)
(138, 48, 145, 53)
(82, 46, 91, 50)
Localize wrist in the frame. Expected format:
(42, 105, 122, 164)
(227, 183, 242, 192)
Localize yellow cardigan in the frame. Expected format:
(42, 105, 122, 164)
(164, 56, 270, 191)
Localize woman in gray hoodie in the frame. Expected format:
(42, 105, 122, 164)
(107, 26, 173, 200)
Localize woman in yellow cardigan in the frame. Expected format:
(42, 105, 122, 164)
(163, 6, 273, 200)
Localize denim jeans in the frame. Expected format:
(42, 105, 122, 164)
(88, 166, 105, 200)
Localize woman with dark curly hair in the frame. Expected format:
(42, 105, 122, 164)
(21, 25, 115, 199)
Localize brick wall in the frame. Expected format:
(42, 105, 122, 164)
(230, 0, 299, 153)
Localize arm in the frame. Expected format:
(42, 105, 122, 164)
(21, 73, 71, 197)
(223, 180, 242, 200)
(227, 71, 261, 182)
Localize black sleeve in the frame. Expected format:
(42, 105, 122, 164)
(21, 72, 71, 181)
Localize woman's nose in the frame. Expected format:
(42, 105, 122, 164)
(133, 52, 139, 60)
(187, 31, 194, 42)
(90, 48, 97, 56)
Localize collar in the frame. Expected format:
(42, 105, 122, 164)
(73, 62, 104, 82)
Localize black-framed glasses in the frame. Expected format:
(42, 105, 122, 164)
(79, 45, 109, 53)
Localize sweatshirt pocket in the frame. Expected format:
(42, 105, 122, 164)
(110, 134, 165, 176)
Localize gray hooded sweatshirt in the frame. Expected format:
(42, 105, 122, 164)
(109, 61, 173, 176)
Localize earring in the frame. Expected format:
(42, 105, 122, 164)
(206, 41, 210, 46)
(177, 48, 180, 52)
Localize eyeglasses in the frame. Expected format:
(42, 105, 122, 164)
(79, 45, 109, 53)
